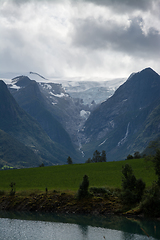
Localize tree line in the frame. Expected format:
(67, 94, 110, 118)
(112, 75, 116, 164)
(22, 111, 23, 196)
(85, 150, 107, 163)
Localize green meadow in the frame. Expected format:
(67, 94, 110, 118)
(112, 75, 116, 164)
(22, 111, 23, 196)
(0, 158, 157, 193)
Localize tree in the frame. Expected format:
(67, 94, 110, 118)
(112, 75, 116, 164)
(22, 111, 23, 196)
(121, 164, 145, 204)
(134, 151, 141, 159)
(10, 182, 16, 196)
(39, 162, 44, 167)
(85, 158, 92, 163)
(77, 175, 89, 199)
(126, 154, 133, 160)
(92, 150, 101, 162)
(101, 150, 107, 162)
(153, 148, 160, 186)
(67, 156, 73, 164)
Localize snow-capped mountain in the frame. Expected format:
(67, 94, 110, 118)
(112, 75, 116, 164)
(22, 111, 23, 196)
(2, 72, 125, 106)
(81, 68, 160, 161)
(1, 72, 126, 162)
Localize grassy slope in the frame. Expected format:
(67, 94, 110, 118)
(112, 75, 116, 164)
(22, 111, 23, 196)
(0, 158, 156, 192)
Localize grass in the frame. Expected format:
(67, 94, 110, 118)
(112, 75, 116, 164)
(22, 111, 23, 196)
(0, 158, 157, 193)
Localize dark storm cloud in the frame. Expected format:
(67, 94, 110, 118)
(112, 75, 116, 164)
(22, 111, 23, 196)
(72, 17, 160, 58)
(84, 0, 154, 13)
(1, 0, 160, 78)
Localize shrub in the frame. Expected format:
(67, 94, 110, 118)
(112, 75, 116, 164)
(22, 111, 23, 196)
(85, 158, 92, 163)
(0, 190, 5, 196)
(126, 154, 133, 160)
(9, 182, 16, 196)
(136, 178, 146, 202)
(134, 151, 141, 159)
(121, 164, 145, 204)
(153, 149, 160, 186)
(140, 183, 160, 217)
(90, 187, 107, 194)
(77, 175, 89, 199)
(39, 163, 44, 167)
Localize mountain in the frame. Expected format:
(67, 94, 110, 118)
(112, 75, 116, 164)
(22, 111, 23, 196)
(8, 76, 97, 150)
(0, 129, 42, 169)
(9, 76, 76, 153)
(4, 72, 126, 151)
(81, 68, 160, 161)
(0, 80, 74, 167)
(3, 68, 160, 164)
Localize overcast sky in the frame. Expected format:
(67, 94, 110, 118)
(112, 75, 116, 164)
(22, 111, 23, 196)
(0, 0, 160, 80)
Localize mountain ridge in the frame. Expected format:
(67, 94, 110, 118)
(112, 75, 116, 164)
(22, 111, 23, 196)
(81, 67, 160, 161)
(0, 80, 74, 167)
(1, 67, 160, 167)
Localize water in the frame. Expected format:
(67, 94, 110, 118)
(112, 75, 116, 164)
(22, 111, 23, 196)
(0, 211, 160, 240)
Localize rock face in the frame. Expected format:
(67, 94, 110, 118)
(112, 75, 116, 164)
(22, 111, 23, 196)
(81, 68, 160, 161)
(0, 80, 76, 167)
(8, 76, 99, 153)
(9, 76, 76, 152)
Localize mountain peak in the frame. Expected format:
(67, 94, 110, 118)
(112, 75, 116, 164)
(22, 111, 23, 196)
(83, 67, 160, 161)
(12, 75, 32, 87)
(139, 67, 159, 76)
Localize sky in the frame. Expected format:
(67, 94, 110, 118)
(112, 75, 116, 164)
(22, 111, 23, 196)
(0, 0, 160, 80)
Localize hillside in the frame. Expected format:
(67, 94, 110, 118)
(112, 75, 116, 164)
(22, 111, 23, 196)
(0, 158, 155, 191)
(9, 76, 76, 153)
(0, 129, 42, 169)
(0, 80, 75, 167)
(81, 68, 160, 161)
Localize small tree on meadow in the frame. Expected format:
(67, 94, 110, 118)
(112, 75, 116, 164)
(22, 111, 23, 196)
(101, 150, 107, 162)
(134, 151, 141, 159)
(126, 154, 133, 160)
(85, 158, 92, 163)
(67, 156, 73, 164)
(92, 150, 101, 162)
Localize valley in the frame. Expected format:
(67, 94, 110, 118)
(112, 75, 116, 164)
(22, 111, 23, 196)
(1, 67, 160, 168)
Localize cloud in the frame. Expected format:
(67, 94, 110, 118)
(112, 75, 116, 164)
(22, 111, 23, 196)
(71, 16, 160, 58)
(83, 0, 154, 13)
(0, 0, 160, 79)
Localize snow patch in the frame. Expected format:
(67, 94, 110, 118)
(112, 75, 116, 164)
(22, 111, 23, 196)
(43, 84, 52, 90)
(80, 110, 90, 119)
(50, 92, 68, 98)
(9, 84, 21, 90)
(49, 91, 55, 95)
(118, 122, 130, 146)
(99, 138, 107, 147)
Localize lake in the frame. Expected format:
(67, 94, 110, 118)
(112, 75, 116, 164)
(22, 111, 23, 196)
(0, 211, 160, 240)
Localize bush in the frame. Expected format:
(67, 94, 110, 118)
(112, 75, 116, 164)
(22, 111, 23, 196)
(126, 154, 133, 160)
(153, 149, 160, 186)
(134, 151, 141, 159)
(77, 175, 89, 199)
(90, 187, 108, 194)
(140, 183, 160, 217)
(0, 190, 5, 196)
(85, 158, 92, 163)
(121, 164, 145, 204)
(9, 182, 16, 196)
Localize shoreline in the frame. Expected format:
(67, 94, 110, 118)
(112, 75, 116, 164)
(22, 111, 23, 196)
(0, 192, 149, 218)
